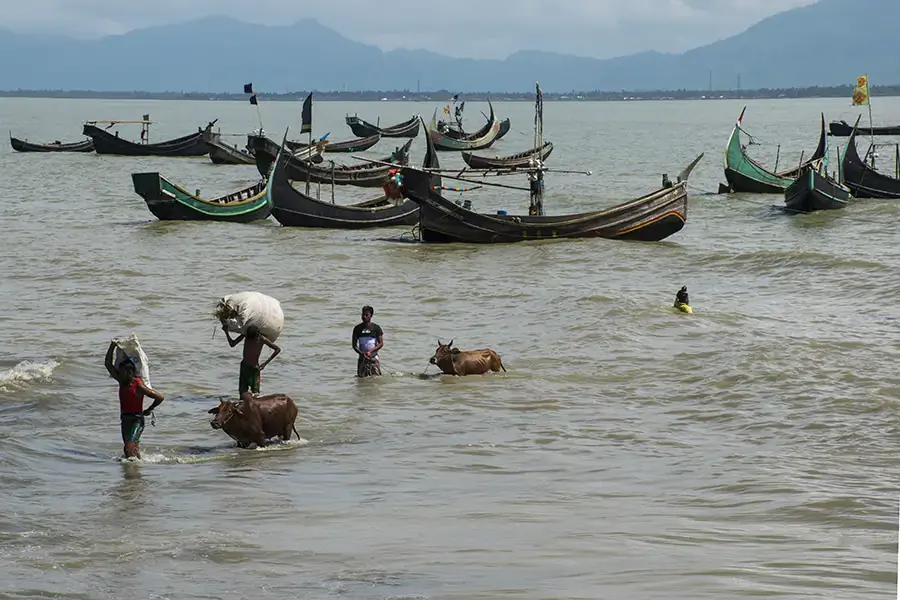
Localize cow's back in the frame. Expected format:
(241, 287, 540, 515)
(453, 349, 504, 375)
(252, 395, 298, 437)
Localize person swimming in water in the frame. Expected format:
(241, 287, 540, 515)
(104, 341, 165, 460)
(223, 324, 281, 395)
(674, 286, 692, 313)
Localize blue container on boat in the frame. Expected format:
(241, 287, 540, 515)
(497, 210, 508, 215)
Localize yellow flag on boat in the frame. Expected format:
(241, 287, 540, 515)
(852, 75, 869, 106)
(443, 104, 451, 115)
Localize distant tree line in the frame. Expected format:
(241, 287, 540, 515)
(0, 84, 897, 102)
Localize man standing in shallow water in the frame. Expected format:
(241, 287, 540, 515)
(223, 324, 280, 395)
(352, 305, 383, 377)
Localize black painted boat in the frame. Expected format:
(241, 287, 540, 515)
(721, 108, 827, 194)
(461, 141, 553, 170)
(9, 134, 94, 153)
(203, 130, 255, 165)
(251, 135, 413, 188)
(784, 164, 850, 213)
(268, 124, 431, 229)
(345, 114, 420, 138)
(247, 135, 326, 177)
(429, 101, 502, 152)
(829, 119, 900, 137)
(840, 116, 900, 199)
(83, 119, 216, 157)
(286, 133, 381, 154)
(131, 173, 272, 222)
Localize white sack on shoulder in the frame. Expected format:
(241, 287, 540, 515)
(112, 333, 151, 388)
(217, 291, 284, 342)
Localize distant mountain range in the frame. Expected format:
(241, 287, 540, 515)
(0, 0, 896, 93)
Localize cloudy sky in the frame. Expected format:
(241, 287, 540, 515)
(1, 0, 817, 59)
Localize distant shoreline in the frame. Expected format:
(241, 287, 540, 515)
(1, 85, 899, 102)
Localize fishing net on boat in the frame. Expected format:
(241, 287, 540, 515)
(215, 291, 284, 342)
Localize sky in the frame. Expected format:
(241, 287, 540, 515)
(0, 0, 818, 59)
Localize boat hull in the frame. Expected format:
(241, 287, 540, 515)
(784, 166, 850, 213)
(131, 173, 272, 222)
(462, 142, 553, 170)
(84, 123, 212, 157)
(399, 154, 704, 244)
(840, 118, 900, 199)
(830, 120, 900, 137)
(10, 137, 94, 152)
(721, 109, 826, 194)
(345, 115, 420, 138)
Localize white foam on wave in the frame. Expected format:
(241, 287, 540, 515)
(0, 359, 59, 391)
(114, 438, 310, 465)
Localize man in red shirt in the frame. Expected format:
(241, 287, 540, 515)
(105, 341, 166, 459)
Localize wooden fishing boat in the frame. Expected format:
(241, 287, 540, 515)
(784, 164, 850, 213)
(400, 154, 702, 243)
(840, 117, 900, 199)
(83, 118, 216, 157)
(442, 116, 510, 142)
(268, 122, 432, 229)
(402, 84, 704, 244)
(345, 114, 420, 138)
(9, 134, 94, 153)
(496, 118, 511, 141)
(251, 135, 413, 187)
(286, 133, 381, 154)
(429, 101, 502, 152)
(721, 108, 826, 194)
(248, 134, 326, 177)
(461, 141, 553, 170)
(130, 173, 272, 222)
(202, 130, 255, 165)
(829, 120, 900, 137)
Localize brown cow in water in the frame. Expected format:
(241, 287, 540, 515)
(208, 392, 300, 448)
(429, 339, 507, 376)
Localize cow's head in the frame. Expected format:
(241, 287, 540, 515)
(209, 399, 243, 429)
(430, 339, 457, 364)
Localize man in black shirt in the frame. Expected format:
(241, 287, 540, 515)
(352, 305, 383, 377)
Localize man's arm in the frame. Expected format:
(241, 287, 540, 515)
(371, 325, 384, 355)
(222, 326, 245, 348)
(351, 326, 361, 355)
(138, 381, 165, 414)
(104, 341, 123, 383)
(259, 334, 281, 370)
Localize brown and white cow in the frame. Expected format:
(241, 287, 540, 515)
(209, 392, 300, 448)
(429, 339, 507, 376)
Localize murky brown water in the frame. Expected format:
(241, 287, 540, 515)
(0, 96, 898, 599)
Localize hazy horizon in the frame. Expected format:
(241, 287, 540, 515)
(0, 0, 817, 60)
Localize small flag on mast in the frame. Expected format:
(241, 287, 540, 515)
(301, 93, 313, 133)
(249, 94, 258, 106)
(852, 75, 870, 106)
(244, 83, 253, 94)
(142, 113, 150, 122)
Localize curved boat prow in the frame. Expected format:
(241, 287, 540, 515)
(678, 153, 705, 183)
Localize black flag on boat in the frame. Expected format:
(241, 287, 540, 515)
(249, 94, 258, 106)
(301, 93, 312, 133)
(244, 83, 253, 94)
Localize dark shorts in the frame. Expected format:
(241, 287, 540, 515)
(357, 354, 381, 377)
(121, 413, 145, 444)
(239, 361, 261, 394)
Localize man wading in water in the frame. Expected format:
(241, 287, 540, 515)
(352, 305, 383, 377)
(223, 325, 280, 395)
(105, 341, 165, 459)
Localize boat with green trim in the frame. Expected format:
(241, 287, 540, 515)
(721, 107, 826, 194)
(130, 173, 272, 222)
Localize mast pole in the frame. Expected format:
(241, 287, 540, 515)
(866, 73, 876, 167)
(529, 81, 545, 217)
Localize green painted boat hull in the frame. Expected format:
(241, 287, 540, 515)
(722, 109, 826, 194)
(131, 173, 272, 222)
